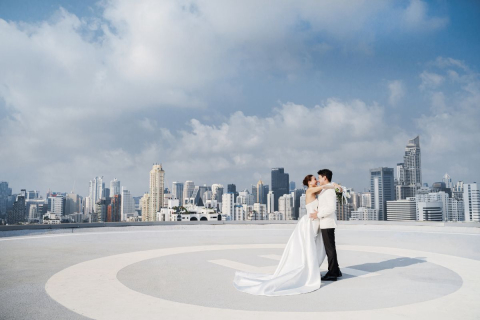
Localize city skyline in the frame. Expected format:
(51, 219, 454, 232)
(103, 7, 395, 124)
(1, 1, 479, 197)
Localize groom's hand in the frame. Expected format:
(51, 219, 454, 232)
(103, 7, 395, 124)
(309, 211, 318, 219)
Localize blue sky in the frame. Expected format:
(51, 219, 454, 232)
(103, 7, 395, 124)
(0, 0, 479, 196)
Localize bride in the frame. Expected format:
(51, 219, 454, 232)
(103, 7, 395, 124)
(233, 175, 341, 296)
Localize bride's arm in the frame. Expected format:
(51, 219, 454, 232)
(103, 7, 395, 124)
(307, 184, 336, 195)
(331, 182, 343, 193)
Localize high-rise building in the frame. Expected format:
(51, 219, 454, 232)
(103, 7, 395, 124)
(416, 192, 448, 221)
(108, 194, 122, 222)
(386, 198, 416, 221)
(396, 136, 422, 200)
(0, 181, 13, 218)
(453, 181, 464, 200)
(121, 187, 135, 221)
(183, 181, 195, 205)
(221, 193, 235, 217)
(253, 203, 267, 220)
(299, 194, 307, 218)
(110, 178, 121, 196)
(65, 193, 81, 215)
(370, 167, 395, 221)
(88, 177, 105, 214)
(278, 193, 293, 220)
(442, 173, 453, 189)
(140, 193, 151, 222)
(350, 207, 379, 221)
(233, 204, 245, 221)
(95, 199, 108, 222)
(212, 184, 224, 202)
(464, 183, 480, 222)
(448, 197, 464, 222)
(289, 181, 296, 192)
(27, 199, 47, 222)
(237, 190, 254, 206)
(227, 184, 238, 200)
(361, 193, 371, 208)
(26, 190, 39, 200)
(267, 191, 274, 213)
(256, 180, 266, 204)
(48, 194, 65, 216)
(172, 182, 184, 205)
(7, 191, 26, 224)
(149, 164, 165, 217)
(351, 191, 361, 211)
(271, 168, 289, 212)
(291, 189, 304, 220)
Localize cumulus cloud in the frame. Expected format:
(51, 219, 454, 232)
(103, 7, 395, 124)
(402, 0, 448, 31)
(419, 71, 445, 90)
(388, 80, 405, 106)
(416, 60, 480, 181)
(0, 1, 461, 196)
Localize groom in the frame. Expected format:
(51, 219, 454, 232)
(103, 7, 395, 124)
(309, 169, 342, 281)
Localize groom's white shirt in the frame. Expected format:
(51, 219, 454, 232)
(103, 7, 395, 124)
(316, 182, 337, 229)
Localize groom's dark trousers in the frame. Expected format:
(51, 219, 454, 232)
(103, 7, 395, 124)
(321, 228, 340, 276)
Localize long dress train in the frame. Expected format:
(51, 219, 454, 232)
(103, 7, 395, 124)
(233, 199, 326, 296)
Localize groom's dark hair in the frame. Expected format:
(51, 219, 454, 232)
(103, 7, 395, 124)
(317, 169, 332, 182)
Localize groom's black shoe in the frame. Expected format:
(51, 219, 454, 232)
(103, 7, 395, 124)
(321, 274, 337, 281)
(337, 270, 342, 277)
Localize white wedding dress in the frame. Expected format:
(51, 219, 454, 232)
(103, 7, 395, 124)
(233, 198, 326, 296)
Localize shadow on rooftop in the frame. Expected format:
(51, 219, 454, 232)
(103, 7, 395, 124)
(321, 257, 426, 286)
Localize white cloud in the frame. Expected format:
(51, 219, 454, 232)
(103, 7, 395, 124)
(0, 1, 460, 196)
(388, 80, 406, 106)
(402, 0, 448, 31)
(419, 71, 445, 90)
(416, 59, 480, 183)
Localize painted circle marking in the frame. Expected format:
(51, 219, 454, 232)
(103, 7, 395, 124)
(45, 244, 480, 320)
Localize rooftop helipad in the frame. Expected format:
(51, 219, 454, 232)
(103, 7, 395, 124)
(0, 222, 479, 320)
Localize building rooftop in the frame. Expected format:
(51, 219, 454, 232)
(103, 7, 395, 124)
(0, 221, 479, 319)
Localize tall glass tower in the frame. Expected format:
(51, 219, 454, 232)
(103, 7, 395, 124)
(271, 168, 289, 212)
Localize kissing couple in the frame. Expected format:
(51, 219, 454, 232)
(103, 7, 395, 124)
(233, 169, 343, 296)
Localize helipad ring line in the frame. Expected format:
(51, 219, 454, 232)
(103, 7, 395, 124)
(45, 244, 479, 320)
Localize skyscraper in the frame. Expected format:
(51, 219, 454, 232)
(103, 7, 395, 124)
(271, 168, 289, 211)
(289, 181, 296, 192)
(442, 173, 452, 189)
(149, 164, 165, 217)
(291, 189, 304, 220)
(88, 177, 104, 214)
(0, 181, 12, 218)
(110, 178, 121, 196)
(227, 184, 238, 200)
(370, 167, 395, 221)
(396, 136, 422, 200)
(267, 191, 274, 213)
(256, 180, 266, 204)
(221, 193, 235, 217)
(108, 194, 122, 222)
(212, 184, 224, 202)
(278, 193, 293, 220)
(140, 193, 151, 222)
(7, 191, 26, 224)
(65, 193, 81, 215)
(48, 194, 65, 216)
(172, 182, 184, 206)
(121, 187, 135, 221)
(183, 181, 195, 205)
(464, 183, 479, 222)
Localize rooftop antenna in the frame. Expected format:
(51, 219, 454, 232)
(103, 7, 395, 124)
(72, 180, 76, 194)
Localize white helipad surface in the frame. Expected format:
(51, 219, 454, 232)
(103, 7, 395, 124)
(0, 223, 479, 319)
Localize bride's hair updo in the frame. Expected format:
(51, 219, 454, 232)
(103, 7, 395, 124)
(303, 174, 314, 187)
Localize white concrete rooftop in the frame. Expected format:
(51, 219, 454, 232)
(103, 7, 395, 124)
(0, 222, 479, 320)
